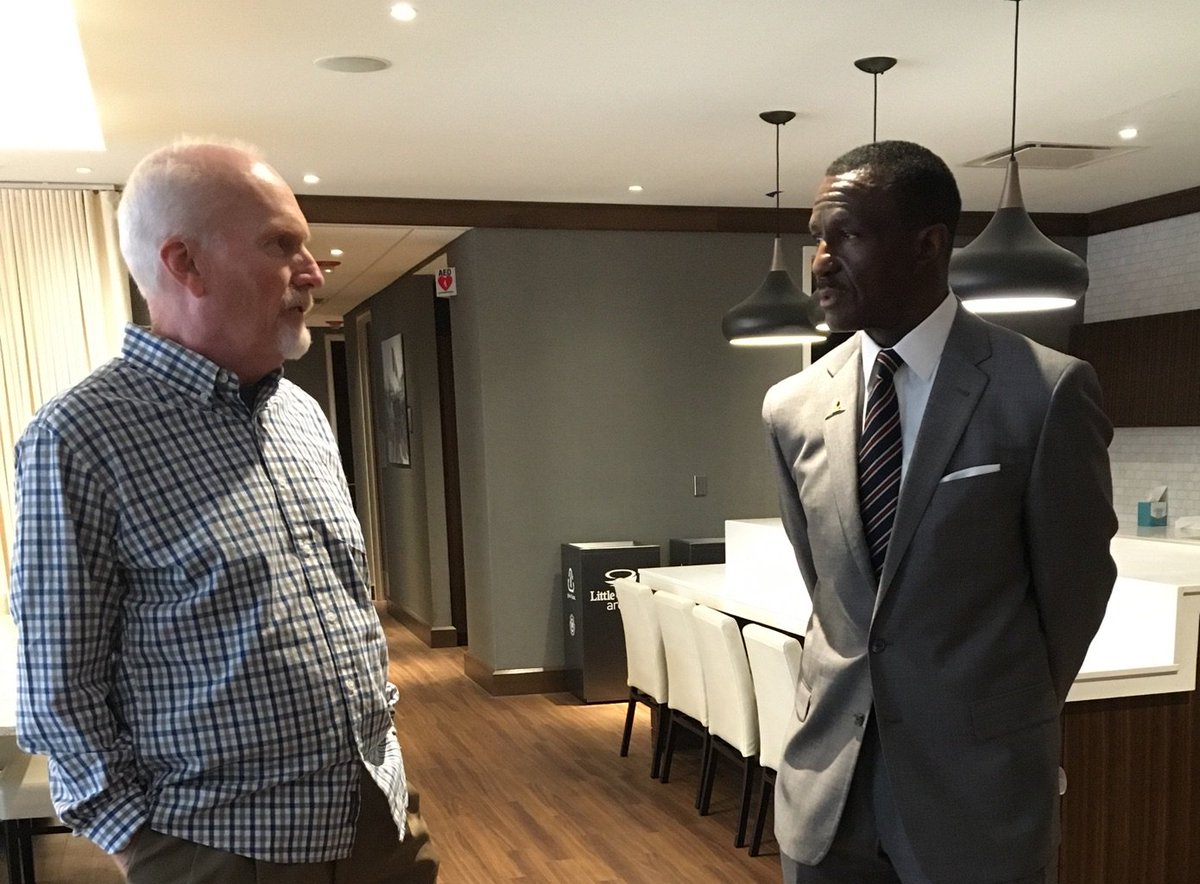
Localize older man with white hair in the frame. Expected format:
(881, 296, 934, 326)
(10, 139, 438, 883)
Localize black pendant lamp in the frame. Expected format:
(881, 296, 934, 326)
(950, 0, 1088, 313)
(722, 111, 826, 347)
(820, 56, 898, 339)
(855, 56, 896, 143)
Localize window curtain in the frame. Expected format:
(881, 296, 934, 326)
(0, 188, 130, 610)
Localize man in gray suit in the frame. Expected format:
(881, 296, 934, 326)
(763, 141, 1117, 883)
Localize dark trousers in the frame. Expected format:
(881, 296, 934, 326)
(780, 719, 1051, 884)
(126, 769, 438, 884)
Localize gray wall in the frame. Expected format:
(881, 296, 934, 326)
(132, 220, 1084, 679)
(286, 326, 336, 419)
(346, 277, 452, 630)
(444, 228, 815, 673)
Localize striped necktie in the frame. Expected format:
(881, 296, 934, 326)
(859, 348, 903, 580)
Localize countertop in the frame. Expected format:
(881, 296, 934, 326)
(641, 521, 1200, 704)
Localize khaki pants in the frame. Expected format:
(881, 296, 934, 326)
(125, 771, 438, 884)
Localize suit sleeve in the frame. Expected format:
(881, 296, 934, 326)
(1024, 360, 1118, 703)
(763, 391, 819, 595)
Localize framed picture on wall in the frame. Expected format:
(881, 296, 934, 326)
(802, 245, 816, 294)
(381, 332, 411, 467)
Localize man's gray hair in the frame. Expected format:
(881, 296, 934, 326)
(116, 136, 266, 299)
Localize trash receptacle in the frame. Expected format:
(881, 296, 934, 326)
(562, 541, 661, 703)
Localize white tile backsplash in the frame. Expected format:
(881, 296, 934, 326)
(1086, 212, 1200, 322)
(1109, 427, 1200, 532)
(1086, 213, 1200, 529)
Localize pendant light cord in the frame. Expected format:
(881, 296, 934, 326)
(1010, 0, 1020, 158)
(854, 57, 896, 142)
(773, 122, 782, 239)
(872, 74, 879, 142)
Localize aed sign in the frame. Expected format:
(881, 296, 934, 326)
(435, 267, 457, 298)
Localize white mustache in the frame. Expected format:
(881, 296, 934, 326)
(283, 289, 312, 313)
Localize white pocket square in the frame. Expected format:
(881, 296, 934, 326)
(939, 463, 1001, 484)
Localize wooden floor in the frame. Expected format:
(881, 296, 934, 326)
(30, 609, 780, 882)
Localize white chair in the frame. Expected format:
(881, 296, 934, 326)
(0, 748, 68, 883)
(651, 590, 710, 810)
(692, 605, 760, 847)
(742, 623, 803, 857)
(612, 577, 669, 778)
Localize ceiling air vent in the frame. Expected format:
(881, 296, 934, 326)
(965, 141, 1142, 170)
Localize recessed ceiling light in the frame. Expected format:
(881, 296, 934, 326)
(628, 185, 644, 192)
(390, 3, 417, 22)
(330, 248, 344, 256)
(314, 55, 392, 73)
(303, 173, 320, 184)
(1118, 127, 1139, 140)
(76, 166, 92, 174)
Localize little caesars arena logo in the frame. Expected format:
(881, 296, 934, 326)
(566, 566, 634, 636)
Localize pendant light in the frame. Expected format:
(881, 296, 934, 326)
(854, 56, 897, 143)
(722, 111, 826, 347)
(814, 56, 899, 339)
(949, 0, 1088, 313)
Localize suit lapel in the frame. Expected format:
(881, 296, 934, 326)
(878, 308, 992, 597)
(821, 337, 876, 585)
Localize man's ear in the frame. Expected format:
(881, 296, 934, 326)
(160, 238, 206, 297)
(914, 223, 951, 267)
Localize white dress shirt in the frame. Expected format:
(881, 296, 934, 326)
(858, 292, 958, 487)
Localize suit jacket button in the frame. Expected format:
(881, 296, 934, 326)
(869, 639, 888, 653)
(853, 713, 866, 727)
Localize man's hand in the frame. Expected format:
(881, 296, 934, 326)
(110, 828, 144, 876)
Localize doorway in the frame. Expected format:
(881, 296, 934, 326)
(435, 297, 468, 645)
(353, 311, 388, 601)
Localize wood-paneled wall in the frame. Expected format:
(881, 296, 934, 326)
(1069, 309, 1200, 426)
(1059, 653, 1200, 882)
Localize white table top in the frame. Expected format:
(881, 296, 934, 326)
(1069, 536, 1200, 701)
(638, 564, 810, 635)
(0, 616, 17, 736)
(639, 533, 1200, 703)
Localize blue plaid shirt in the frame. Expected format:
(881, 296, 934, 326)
(10, 325, 407, 861)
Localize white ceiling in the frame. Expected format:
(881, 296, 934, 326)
(3, 0, 1199, 320)
(306, 224, 465, 325)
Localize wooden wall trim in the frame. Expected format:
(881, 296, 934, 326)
(387, 601, 458, 648)
(1087, 185, 1200, 236)
(463, 652, 569, 696)
(296, 194, 1087, 237)
(300, 184, 1200, 237)
(427, 626, 459, 649)
(299, 194, 789, 233)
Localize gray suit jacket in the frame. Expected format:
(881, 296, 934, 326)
(762, 305, 1117, 883)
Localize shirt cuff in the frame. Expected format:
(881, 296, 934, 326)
(64, 789, 150, 854)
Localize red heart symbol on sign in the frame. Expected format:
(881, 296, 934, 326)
(437, 274, 453, 291)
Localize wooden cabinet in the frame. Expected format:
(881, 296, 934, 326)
(1068, 309, 1200, 427)
(1059, 673, 1200, 884)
